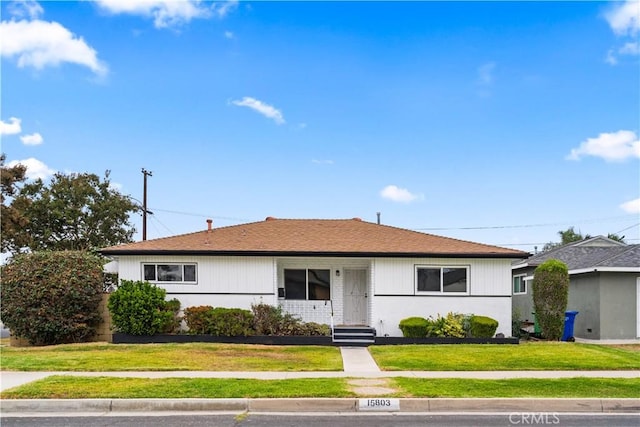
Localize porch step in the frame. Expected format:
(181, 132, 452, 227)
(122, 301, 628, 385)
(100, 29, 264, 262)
(332, 326, 376, 346)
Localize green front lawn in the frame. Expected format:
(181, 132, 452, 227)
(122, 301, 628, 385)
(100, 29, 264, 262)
(0, 343, 343, 372)
(2, 341, 638, 373)
(2, 376, 638, 399)
(369, 342, 640, 371)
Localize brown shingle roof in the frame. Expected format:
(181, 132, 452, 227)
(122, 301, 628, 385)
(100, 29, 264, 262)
(101, 218, 529, 258)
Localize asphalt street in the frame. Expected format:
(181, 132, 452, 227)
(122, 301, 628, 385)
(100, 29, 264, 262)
(2, 413, 640, 427)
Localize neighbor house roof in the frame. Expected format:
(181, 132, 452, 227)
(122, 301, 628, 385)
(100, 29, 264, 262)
(512, 236, 639, 272)
(101, 217, 529, 259)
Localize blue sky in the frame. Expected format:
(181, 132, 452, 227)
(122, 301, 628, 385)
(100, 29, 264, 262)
(1, 0, 639, 253)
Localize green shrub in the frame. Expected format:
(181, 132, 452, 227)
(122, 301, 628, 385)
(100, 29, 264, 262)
(107, 280, 178, 335)
(161, 298, 182, 334)
(183, 305, 214, 334)
(399, 317, 429, 337)
(251, 303, 300, 336)
(0, 251, 104, 346)
(532, 259, 569, 340)
(209, 308, 254, 337)
(469, 315, 499, 338)
(298, 322, 331, 336)
(425, 312, 466, 338)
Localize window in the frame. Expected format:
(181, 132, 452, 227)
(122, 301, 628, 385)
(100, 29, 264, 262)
(283, 269, 330, 300)
(416, 266, 468, 294)
(513, 275, 527, 294)
(143, 263, 197, 284)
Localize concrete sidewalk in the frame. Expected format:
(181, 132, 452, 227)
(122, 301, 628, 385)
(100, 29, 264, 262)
(2, 369, 640, 393)
(1, 346, 639, 415)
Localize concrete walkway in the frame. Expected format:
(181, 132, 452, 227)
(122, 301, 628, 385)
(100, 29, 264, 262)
(340, 346, 381, 373)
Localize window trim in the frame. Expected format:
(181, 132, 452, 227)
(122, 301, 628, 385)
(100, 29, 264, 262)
(415, 265, 470, 295)
(142, 263, 198, 284)
(513, 274, 527, 295)
(281, 268, 331, 301)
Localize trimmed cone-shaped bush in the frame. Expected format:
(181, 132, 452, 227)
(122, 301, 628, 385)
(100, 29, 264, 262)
(532, 259, 569, 340)
(0, 251, 104, 345)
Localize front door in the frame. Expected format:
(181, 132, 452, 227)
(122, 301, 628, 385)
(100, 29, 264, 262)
(343, 269, 367, 325)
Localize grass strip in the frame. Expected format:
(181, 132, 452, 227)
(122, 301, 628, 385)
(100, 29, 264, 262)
(0, 343, 343, 372)
(0, 376, 356, 399)
(393, 377, 640, 398)
(2, 376, 638, 399)
(369, 343, 640, 371)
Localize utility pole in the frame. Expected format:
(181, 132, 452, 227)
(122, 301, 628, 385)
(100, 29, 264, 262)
(142, 168, 153, 241)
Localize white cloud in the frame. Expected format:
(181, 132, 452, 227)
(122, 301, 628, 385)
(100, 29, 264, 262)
(312, 159, 334, 165)
(224, 30, 234, 39)
(215, 0, 238, 18)
(606, 41, 640, 65)
(231, 97, 285, 125)
(620, 198, 640, 214)
(477, 61, 496, 86)
(6, 157, 55, 180)
(619, 41, 640, 55)
(20, 132, 43, 145)
(96, 0, 237, 29)
(567, 130, 640, 162)
(7, 0, 44, 20)
(605, 0, 640, 36)
(380, 185, 423, 203)
(0, 117, 22, 135)
(604, 1, 640, 65)
(0, 19, 108, 76)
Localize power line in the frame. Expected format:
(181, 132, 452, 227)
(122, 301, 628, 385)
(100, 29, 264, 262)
(149, 207, 252, 223)
(413, 214, 638, 232)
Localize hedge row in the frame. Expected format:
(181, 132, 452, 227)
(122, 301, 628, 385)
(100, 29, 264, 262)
(183, 304, 331, 337)
(107, 280, 330, 337)
(399, 313, 499, 338)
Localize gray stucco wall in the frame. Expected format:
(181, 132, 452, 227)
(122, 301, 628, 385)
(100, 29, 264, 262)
(512, 267, 536, 325)
(567, 274, 601, 339)
(515, 268, 639, 340)
(598, 273, 638, 339)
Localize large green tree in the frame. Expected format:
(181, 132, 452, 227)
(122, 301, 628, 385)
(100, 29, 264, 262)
(0, 154, 28, 253)
(2, 168, 140, 254)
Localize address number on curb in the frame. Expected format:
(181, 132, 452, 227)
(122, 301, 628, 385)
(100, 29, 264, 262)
(358, 398, 400, 411)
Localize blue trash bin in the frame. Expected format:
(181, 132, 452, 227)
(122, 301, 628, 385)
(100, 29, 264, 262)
(561, 311, 579, 341)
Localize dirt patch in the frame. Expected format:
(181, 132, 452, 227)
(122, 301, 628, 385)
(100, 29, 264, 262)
(347, 378, 398, 396)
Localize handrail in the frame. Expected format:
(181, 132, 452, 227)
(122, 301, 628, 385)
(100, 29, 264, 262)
(329, 299, 334, 340)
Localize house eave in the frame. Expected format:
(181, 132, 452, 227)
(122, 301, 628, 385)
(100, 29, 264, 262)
(569, 267, 640, 275)
(100, 249, 528, 259)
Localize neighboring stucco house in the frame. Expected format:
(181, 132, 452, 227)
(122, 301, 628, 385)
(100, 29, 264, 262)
(101, 217, 528, 338)
(512, 236, 640, 340)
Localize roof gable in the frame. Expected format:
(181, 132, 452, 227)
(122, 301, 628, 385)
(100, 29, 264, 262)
(101, 218, 528, 258)
(513, 236, 638, 270)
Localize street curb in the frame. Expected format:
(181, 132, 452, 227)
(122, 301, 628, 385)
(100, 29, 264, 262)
(2, 398, 639, 414)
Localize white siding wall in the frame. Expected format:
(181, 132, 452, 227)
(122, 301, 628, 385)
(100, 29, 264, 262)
(371, 257, 514, 337)
(372, 296, 512, 337)
(373, 257, 513, 296)
(113, 255, 514, 336)
(116, 255, 276, 311)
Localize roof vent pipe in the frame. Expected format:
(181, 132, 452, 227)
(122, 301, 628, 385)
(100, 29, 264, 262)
(377, 212, 381, 225)
(206, 219, 213, 231)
